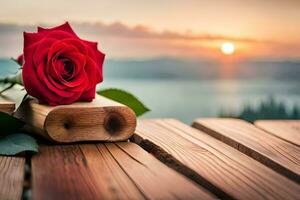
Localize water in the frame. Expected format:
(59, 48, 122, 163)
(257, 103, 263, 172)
(1, 58, 299, 123)
(101, 79, 299, 123)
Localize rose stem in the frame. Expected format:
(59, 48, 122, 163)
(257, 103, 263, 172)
(0, 70, 23, 94)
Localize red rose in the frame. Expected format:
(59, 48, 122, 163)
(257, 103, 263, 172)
(22, 22, 105, 105)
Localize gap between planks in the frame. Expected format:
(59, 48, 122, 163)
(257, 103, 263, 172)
(193, 118, 300, 183)
(255, 120, 300, 147)
(132, 119, 300, 200)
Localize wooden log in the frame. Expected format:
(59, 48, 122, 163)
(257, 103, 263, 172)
(0, 156, 25, 200)
(255, 120, 300, 147)
(12, 95, 137, 143)
(133, 119, 300, 199)
(31, 143, 214, 200)
(192, 118, 300, 183)
(0, 86, 136, 142)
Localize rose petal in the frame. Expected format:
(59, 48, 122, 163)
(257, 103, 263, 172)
(79, 86, 96, 101)
(84, 56, 102, 89)
(62, 52, 86, 77)
(83, 40, 98, 50)
(61, 38, 87, 55)
(37, 63, 75, 98)
(47, 39, 86, 63)
(47, 45, 87, 89)
(33, 37, 57, 67)
(83, 42, 105, 83)
(47, 53, 88, 91)
(23, 32, 45, 49)
(55, 92, 82, 105)
(45, 30, 75, 41)
(95, 50, 105, 80)
(63, 70, 88, 88)
(49, 43, 87, 84)
(16, 54, 24, 66)
(23, 45, 63, 104)
(38, 22, 77, 37)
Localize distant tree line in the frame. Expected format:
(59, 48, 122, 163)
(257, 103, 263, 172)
(220, 97, 300, 123)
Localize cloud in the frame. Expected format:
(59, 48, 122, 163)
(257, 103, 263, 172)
(72, 21, 271, 44)
(0, 21, 299, 59)
(0, 21, 270, 44)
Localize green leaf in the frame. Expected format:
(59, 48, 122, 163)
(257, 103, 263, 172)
(98, 88, 150, 116)
(0, 133, 38, 155)
(0, 112, 25, 135)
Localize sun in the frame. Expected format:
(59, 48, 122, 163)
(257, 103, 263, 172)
(221, 42, 235, 55)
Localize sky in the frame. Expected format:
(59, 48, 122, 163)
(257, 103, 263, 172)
(0, 0, 300, 60)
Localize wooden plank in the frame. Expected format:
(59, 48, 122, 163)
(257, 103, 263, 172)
(106, 143, 214, 199)
(133, 119, 300, 199)
(31, 143, 214, 200)
(0, 95, 15, 114)
(255, 120, 300, 147)
(0, 156, 25, 200)
(193, 118, 300, 183)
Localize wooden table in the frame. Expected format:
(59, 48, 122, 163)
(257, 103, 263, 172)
(1, 118, 300, 200)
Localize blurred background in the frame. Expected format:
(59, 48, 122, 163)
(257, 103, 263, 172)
(0, 0, 299, 123)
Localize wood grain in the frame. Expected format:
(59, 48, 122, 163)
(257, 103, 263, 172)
(193, 118, 300, 183)
(12, 94, 137, 143)
(31, 143, 214, 200)
(0, 95, 15, 114)
(0, 156, 25, 200)
(255, 120, 300, 147)
(133, 119, 300, 199)
(1, 85, 26, 114)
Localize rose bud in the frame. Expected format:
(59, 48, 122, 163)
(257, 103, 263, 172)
(17, 54, 24, 66)
(22, 22, 105, 105)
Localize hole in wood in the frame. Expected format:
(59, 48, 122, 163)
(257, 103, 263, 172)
(104, 112, 124, 135)
(63, 122, 70, 129)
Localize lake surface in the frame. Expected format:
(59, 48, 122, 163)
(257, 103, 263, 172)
(0, 58, 299, 123)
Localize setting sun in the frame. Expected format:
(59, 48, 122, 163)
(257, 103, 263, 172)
(221, 42, 235, 55)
